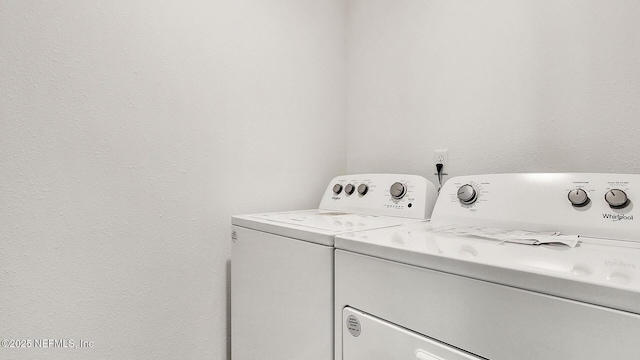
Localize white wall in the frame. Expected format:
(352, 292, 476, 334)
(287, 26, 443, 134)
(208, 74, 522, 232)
(346, 0, 640, 184)
(0, 1, 346, 359)
(4, 0, 640, 358)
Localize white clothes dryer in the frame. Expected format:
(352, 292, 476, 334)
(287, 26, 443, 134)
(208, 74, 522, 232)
(231, 174, 437, 360)
(335, 173, 640, 360)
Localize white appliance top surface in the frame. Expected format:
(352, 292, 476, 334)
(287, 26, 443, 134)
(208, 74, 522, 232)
(235, 209, 420, 233)
(335, 222, 640, 313)
(336, 173, 640, 314)
(233, 209, 423, 246)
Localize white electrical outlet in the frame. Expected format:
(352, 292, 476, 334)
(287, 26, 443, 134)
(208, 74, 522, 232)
(434, 149, 449, 176)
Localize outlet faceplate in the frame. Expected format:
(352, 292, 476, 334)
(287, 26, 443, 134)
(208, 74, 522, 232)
(434, 149, 449, 176)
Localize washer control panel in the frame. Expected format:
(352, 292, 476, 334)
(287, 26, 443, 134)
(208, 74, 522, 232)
(433, 173, 639, 242)
(319, 174, 438, 220)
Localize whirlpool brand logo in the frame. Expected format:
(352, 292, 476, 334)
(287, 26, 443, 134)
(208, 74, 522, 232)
(604, 259, 636, 270)
(602, 213, 634, 222)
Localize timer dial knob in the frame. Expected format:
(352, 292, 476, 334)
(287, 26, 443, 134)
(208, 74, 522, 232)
(332, 184, 343, 195)
(605, 189, 629, 208)
(357, 184, 369, 196)
(457, 184, 478, 205)
(568, 188, 590, 207)
(344, 184, 355, 195)
(390, 182, 407, 200)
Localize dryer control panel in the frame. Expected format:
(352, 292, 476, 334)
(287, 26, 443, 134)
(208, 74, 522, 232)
(432, 173, 640, 242)
(319, 174, 438, 220)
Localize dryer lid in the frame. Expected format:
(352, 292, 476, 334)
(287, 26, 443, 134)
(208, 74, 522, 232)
(336, 221, 640, 314)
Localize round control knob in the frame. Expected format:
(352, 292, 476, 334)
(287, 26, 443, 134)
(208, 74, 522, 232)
(568, 188, 590, 207)
(605, 189, 629, 208)
(344, 184, 355, 195)
(332, 184, 342, 195)
(457, 184, 478, 205)
(357, 184, 369, 196)
(389, 182, 407, 200)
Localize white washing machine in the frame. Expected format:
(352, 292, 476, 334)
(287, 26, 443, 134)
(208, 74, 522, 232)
(231, 174, 438, 360)
(335, 173, 640, 360)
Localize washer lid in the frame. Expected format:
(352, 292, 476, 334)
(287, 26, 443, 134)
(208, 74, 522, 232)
(233, 209, 422, 246)
(336, 222, 640, 314)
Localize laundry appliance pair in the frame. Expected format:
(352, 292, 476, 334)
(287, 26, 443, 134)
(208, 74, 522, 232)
(233, 173, 640, 360)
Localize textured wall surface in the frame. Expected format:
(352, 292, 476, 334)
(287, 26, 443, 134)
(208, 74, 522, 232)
(346, 0, 640, 182)
(0, 1, 346, 359)
(4, 0, 640, 359)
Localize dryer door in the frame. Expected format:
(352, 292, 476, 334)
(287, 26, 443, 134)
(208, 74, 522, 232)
(343, 307, 482, 360)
